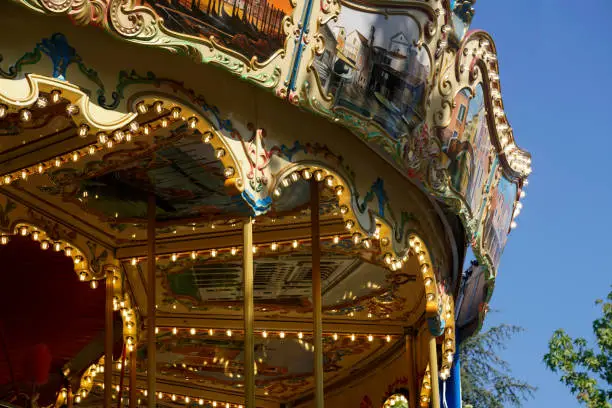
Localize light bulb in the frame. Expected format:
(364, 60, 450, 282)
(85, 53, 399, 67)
(65, 104, 79, 115)
(20, 109, 32, 122)
(279, 331, 285, 339)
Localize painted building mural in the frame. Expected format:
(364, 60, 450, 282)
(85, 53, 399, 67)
(482, 175, 517, 270)
(313, 6, 431, 138)
(442, 85, 495, 220)
(137, 0, 291, 61)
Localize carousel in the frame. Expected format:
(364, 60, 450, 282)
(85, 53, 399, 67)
(0, 0, 531, 407)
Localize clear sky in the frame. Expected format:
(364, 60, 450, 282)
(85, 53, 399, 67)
(470, 1, 612, 407)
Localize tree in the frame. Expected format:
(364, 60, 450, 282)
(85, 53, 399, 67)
(544, 288, 612, 408)
(460, 324, 537, 407)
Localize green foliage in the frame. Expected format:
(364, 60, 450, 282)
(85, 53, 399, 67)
(460, 324, 536, 408)
(544, 288, 612, 408)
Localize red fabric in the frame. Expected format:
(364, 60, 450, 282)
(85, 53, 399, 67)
(0, 236, 105, 385)
(24, 344, 52, 385)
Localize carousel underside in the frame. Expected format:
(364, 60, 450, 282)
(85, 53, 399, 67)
(0, 0, 530, 407)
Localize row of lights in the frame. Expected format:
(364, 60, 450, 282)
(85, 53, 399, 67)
(0, 95, 237, 189)
(5, 227, 140, 358)
(409, 237, 440, 314)
(439, 296, 456, 381)
(154, 326, 394, 344)
(0, 89, 68, 121)
(2, 223, 92, 277)
(4, 227, 141, 365)
(477, 39, 532, 177)
(128, 233, 352, 266)
(273, 168, 414, 273)
(69, 380, 246, 407)
(419, 365, 433, 407)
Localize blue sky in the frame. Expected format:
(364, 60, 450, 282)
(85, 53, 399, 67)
(469, 1, 612, 407)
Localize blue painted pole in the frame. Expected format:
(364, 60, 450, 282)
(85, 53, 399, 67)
(445, 347, 462, 408)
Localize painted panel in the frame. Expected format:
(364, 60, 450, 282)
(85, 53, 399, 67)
(311, 5, 431, 139)
(135, 0, 292, 62)
(442, 84, 495, 221)
(481, 174, 517, 271)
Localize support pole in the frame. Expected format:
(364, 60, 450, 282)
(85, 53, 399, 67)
(243, 217, 255, 408)
(104, 268, 113, 408)
(129, 348, 137, 408)
(116, 345, 127, 408)
(429, 336, 441, 408)
(311, 179, 324, 408)
(147, 193, 156, 408)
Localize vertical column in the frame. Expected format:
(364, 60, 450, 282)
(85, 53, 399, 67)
(104, 268, 114, 408)
(311, 179, 324, 408)
(147, 193, 156, 407)
(129, 348, 137, 408)
(243, 217, 255, 408)
(429, 336, 441, 408)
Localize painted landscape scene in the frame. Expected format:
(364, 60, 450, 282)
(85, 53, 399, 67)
(140, 0, 291, 61)
(313, 7, 431, 139)
(482, 176, 517, 269)
(442, 85, 495, 219)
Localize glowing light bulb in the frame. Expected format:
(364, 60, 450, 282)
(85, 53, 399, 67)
(20, 109, 32, 122)
(262, 331, 268, 338)
(190, 328, 196, 335)
(279, 331, 285, 339)
(298, 332, 303, 339)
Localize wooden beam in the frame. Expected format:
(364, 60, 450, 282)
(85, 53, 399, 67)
(311, 179, 324, 408)
(243, 218, 255, 408)
(147, 193, 156, 407)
